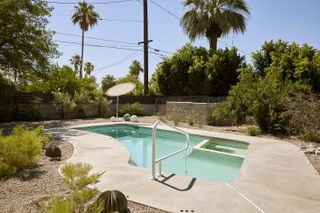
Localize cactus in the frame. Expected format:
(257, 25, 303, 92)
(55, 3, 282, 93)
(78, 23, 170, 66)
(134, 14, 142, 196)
(45, 144, 62, 160)
(97, 190, 128, 213)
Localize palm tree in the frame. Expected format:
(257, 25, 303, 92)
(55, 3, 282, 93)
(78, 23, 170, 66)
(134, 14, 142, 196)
(180, 0, 250, 52)
(72, 1, 99, 78)
(84, 62, 94, 76)
(69, 54, 81, 73)
(128, 60, 143, 77)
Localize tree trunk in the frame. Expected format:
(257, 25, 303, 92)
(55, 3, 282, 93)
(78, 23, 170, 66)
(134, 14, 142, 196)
(209, 34, 218, 52)
(80, 29, 85, 79)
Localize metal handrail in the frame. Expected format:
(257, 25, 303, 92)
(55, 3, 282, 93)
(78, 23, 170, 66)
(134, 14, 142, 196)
(151, 120, 190, 179)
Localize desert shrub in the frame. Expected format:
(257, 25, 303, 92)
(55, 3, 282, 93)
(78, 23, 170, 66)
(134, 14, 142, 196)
(40, 163, 104, 213)
(245, 126, 261, 136)
(118, 102, 143, 116)
(0, 125, 50, 176)
(212, 66, 257, 124)
(93, 90, 110, 117)
(283, 91, 320, 142)
(53, 92, 76, 119)
(166, 105, 184, 126)
(73, 90, 94, 119)
(252, 72, 288, 133)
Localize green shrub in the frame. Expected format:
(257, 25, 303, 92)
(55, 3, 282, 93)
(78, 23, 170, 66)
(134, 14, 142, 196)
(118, 102, 143, 116)
(0, 125, 50, 176)
(53, 92, 76, 119)
(212, 67, 257, 125)
(245, 126, 261, 136)
(40, 163, 104, 213)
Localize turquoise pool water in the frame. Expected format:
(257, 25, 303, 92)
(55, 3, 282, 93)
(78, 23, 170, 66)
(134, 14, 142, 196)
(77, 124, 247, 182)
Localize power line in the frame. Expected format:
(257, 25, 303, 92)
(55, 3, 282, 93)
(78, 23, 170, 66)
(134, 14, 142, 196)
(54, 32, 138, 45)
(95, 52, 140, 71)
(52, 13, 142, 23)
(47, 0, 133, 5)
(218, 40, 252, 56)
(150, 0, 180, 19)
(99, 18, 142, 23)
(149, 46, 174, 54)
(54, 40, 143, 51)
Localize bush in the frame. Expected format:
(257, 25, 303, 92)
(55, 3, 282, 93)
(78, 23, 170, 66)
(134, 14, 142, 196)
(53, 92, 76, 119)
(118, 102, 143, 116)
(39, 163, 104, 213)
(0, 125, 50, 176)
(282, 91, 320, 142)
(212, 66, 257, 125)
(151, 44, 246, 96)
(166, 105, 184, 126)
(245, 126, 261, 136)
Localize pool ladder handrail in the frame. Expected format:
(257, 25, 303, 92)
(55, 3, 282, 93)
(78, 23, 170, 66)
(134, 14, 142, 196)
(151, 120, 190, 180)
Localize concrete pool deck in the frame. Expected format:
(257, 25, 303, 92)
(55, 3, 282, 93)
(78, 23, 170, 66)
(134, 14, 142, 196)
(52, 122, 320, 213)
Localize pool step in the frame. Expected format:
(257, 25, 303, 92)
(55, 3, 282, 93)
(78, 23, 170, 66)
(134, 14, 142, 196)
(193, 140, 247, 158)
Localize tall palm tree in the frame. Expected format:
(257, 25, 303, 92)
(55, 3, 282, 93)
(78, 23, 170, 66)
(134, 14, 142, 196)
(69, 54, 81, 73)
(180, 0, 250, 52)
(128, 60, 143, 77)
(72, 1, 99, 78)
(84, 62, 94, 76)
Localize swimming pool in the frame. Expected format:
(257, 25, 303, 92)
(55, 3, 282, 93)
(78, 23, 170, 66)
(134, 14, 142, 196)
(77, 124, 248, 182)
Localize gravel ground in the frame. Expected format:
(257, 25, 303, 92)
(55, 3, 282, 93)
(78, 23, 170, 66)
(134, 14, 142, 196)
(0, 118, 168, 213)
(0, 116, 318, 213)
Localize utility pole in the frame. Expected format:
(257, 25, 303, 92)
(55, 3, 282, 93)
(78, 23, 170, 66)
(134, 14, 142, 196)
(143, 0, 149, 96)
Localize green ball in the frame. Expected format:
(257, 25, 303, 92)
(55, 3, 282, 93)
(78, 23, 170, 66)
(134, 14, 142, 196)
(123, 113, 131, 121)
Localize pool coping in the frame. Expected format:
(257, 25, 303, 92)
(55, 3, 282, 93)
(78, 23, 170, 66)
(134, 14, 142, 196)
(50, 121, 320, 213)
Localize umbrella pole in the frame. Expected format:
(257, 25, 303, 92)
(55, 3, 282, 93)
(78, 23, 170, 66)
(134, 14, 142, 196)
(116, 96, 119, 118)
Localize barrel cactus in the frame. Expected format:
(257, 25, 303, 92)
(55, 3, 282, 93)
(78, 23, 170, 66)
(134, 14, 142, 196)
(123, 113, 131, 121)
(97, 190, 128, 213)
(45, 144, 62, 160)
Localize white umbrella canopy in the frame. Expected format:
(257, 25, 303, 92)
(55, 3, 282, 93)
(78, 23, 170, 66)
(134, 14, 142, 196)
(106, 83, 136, 118)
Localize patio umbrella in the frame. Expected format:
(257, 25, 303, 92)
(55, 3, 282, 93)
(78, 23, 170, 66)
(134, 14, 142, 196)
(106, 82, 136, 118)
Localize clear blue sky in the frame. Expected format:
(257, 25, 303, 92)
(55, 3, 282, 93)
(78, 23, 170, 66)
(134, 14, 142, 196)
(48, 0, 320, 84)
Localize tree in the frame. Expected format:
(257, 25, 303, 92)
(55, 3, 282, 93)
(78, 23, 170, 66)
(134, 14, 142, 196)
(72, 1, 99, 79)
(180, 0, 250, 51)
(70, 55, 81, 73)
(84, 62, 94, 76)
(0, 0, 58, 81)
(101, 74, 116, 93)
(152, 44, 245, 96)
(117, 75, 143, 95)
(128, 60, 143, 77)
(26, 65, 97, 96)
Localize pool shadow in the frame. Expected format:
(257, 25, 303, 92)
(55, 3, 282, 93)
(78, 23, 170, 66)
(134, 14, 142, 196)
(155, 174, 196, 191)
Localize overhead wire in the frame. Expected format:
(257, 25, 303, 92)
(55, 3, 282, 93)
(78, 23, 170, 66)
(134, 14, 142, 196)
(52, 13, 142, 24)
(150, 0, 180, 19)
(54, 32, 139, 46)
(47, 0, 134, 5)
(54, 39, 143, 51)
(94, 52, 141, 71)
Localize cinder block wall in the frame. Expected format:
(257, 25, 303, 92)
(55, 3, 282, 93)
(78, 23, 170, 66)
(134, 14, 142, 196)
(166, 102, 219, 124)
